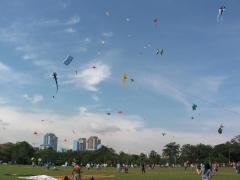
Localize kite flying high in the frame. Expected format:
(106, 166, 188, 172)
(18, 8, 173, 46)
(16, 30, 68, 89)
(217, 6, 226, 23)
(63, 55, 74, 66)
(156, 48, 164, 56)
(52, 72, 58, 98)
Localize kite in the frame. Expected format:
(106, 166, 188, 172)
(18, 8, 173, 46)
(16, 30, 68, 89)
(63, 55, 74, 66)
(130, 78, 134, 82)
(105, 11, 111, 17)
(33, 131, 38, 135)
(153, 18, 159, 29)
(75, 70, 78, 75)
(192, 104, 197, 111)
(117, 111, 123, 115)
(156, 48, 164, 56)
(162, 133, 166, 136)
(153, 18, 158, 25)
(121, 73, 129, 86)
(218, 124, 224, 134)
(126, 18, 130, 22)
(217, 6, 226, 23)
(191, 116, 194, 120)
(92, 65, 96, 69)
(52, 72, 58, 95)
(122, 73, 128, 81)
(106, 112, 111, 115)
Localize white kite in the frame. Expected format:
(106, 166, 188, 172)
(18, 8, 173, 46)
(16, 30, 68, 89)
(217, 6, 226, 23)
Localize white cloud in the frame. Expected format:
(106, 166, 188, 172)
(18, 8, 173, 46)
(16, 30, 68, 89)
(69, 62, 111, 91)
(102, 32, 114, 38)
(142, 75, 191, 107)
(23, 94, 43, 104)
(79, 47, 87, 52)
(91, 94, 99, 101)
(64, 27, 76, 33)
(0, 62, 31, 85)
(0, 104, 235, 153)
(23, 53, 37, 60)
(0, 62, 10, 72)
(141, 74, 227, 109)
(79, 106, 87, 115)
(67, 16, 80, 25)
(84, 37, 91, 43)
(0, 97, 8, 105)
(186, 76, 227, 99)
(33, 19, 60, 26)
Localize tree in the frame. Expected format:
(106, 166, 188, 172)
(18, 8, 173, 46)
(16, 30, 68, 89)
(0, 143, 13, 162)
(139, 153, 147, 164)
(195, 144, 213, 163)
(37, 148, 58, 164)
(231, 135, 240, 143)
(180, 144, 197, 163)
(149, 150, 161, 165)
(11, 141, 34, 164)
(162, 142, 180, 165)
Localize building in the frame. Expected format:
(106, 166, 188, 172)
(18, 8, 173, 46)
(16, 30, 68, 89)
(72, 140, 79, 151)
(40, 133, 58, 151)
(72, 138, 86, 152)
(87, 136, 101, 151)
(59, 147, 67, 153)
(79, 138, 86, 151)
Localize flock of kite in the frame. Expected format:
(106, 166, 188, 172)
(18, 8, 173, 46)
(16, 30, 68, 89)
(0, 4, 230, 147)
(47, 5, 228, 141)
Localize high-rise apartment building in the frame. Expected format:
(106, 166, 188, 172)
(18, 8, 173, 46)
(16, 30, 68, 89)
(87, 136, 101, 151)
(72, 138, 86, 152)
(41, 133, 58, 151)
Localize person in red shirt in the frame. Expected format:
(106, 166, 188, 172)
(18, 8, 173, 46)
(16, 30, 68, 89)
(72, 163, 81, 180)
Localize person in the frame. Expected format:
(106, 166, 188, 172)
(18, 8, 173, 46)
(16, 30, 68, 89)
(63, 176, 70, 180)
(72, 163, 81, 180)
(196, 164, 201, 175)
(184, 161, 189, 171)
(141, 163, 146, 174)
(236, 162, 240, 174)
(89, 176, 94, 180)
(125, 164, 128, 173)
(201, 163, 212, 180)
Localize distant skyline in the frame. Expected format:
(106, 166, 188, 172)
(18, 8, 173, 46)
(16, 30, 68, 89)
(0, 0, 240, 153)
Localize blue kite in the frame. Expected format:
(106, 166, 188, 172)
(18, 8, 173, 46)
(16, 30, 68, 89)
(63, 55, 74, 66)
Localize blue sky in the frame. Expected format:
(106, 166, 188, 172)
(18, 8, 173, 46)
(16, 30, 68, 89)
(0, 0, 240, 153)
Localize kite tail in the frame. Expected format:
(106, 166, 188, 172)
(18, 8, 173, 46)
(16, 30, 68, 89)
(217, 14, 223, 23)
(217, 14, 220, 23)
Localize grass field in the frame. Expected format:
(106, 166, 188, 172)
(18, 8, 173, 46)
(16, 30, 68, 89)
(0, 165, 239, 180)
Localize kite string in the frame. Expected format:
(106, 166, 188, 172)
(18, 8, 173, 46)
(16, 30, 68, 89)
(167, 79, 240, 116)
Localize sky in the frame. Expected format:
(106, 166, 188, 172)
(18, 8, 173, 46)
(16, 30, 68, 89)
(0, 0, 240, 153)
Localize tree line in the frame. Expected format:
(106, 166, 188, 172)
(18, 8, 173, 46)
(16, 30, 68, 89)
(0, 135, 239, 166)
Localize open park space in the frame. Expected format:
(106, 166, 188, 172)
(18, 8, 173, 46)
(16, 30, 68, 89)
(0, 165, 239, 180)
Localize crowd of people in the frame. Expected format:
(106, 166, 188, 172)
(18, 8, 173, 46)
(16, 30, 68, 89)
(28, 160, 240, 180)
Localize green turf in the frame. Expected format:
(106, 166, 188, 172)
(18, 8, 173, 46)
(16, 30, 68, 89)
(0, 165, 239, 180)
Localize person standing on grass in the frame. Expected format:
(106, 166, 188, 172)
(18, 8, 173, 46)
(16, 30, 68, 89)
(201, 163, 212, 180)
(141, 163, 146, 174)
(72, 163, 81, 180)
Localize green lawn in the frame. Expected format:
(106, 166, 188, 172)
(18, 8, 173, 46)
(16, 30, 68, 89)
(0, 165, 239, 180)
